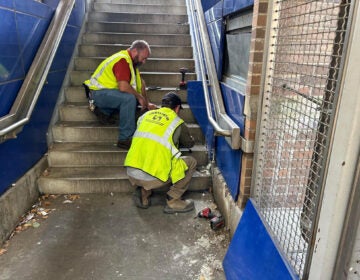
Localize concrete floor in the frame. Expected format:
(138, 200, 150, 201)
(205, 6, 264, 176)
(0, 191, 229, 280)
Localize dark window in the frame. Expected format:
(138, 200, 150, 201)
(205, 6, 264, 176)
(223, 10, 252, 88)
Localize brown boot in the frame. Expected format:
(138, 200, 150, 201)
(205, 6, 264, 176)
(163, 197, 194, 214)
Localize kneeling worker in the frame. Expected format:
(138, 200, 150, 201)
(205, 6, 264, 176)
(124, 92, 197, 214)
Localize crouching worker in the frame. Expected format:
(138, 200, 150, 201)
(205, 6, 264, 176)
(124, 92, 197, 214)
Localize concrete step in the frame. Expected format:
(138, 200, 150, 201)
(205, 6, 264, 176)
(74, 57, 195, 72)
(93, 3, 187, 15)
(47, 142, 208, 167)
(70, 70, 196, 88)
(65, 86, 188, 103)
(86, 22, 189, 35)
(59, 103, 196, 123)
(78, 44, 194, 59)
(38, 166, 211, 194)
(94, 0, 186, 6)
(82, 33, 191, 46)
(51, 121, 204, 143)
(88, 12, 188, 24)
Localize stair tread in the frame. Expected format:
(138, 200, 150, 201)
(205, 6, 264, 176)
(41, 166, 210, 179)
(61, 102, 191, 108)
(54, 121, 200, 128)
(50, 142, 206, 152)
(88, 21, 188, 26)
(84, 31, 190, 37)
(72, 70, 193, 75)
(77, 57, 193, 61)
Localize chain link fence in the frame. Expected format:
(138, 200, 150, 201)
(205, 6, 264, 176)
(253, 0, 352, 277)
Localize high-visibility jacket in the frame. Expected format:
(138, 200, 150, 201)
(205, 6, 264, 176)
(83, 50, 142, 93)
(124, 107, 188, 183)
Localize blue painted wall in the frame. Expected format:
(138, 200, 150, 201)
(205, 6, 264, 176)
(223, 199, 299, 280)
(189, 0, 252, 200)
(0, 0, 86, 195)
(205, 1, 225, 80)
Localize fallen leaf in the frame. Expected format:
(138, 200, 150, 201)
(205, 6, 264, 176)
(0, 248, 7, 256)
(43, 201, 51, 206)
(68, 194, 80, 201)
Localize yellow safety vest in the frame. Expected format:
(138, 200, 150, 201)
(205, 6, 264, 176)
(124, 107, 188, 183)
(84, 50, 142, 93)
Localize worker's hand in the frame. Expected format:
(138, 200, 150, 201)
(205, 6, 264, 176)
(147, 103, 158, 110)
(137, 95, 148, 110)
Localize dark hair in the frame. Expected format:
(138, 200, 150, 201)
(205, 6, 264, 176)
(130, 40, 151, 55)
(161, 92, 183, 109)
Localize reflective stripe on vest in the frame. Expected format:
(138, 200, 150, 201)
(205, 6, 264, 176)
(133, 116, 182, 159)
(84, 50, 140, 92)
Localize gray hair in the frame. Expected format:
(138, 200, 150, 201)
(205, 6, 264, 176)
(130, 40, 151, 54)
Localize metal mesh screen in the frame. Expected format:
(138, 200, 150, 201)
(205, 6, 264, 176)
(253, 0, 352, 278)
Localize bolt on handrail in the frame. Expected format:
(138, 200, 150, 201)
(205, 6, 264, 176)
(0, 0, 76, 143)
(188, 0, 253, 152)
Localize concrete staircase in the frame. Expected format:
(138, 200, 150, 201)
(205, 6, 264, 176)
(38, 0, 211, 194)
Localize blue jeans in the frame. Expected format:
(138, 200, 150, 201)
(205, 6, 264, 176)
(92, 89, 137, 141)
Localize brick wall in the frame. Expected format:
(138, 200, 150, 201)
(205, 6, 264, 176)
(237, 0, 269, 208)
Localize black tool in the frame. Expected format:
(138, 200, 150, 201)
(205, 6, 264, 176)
(179, 68, 188, 90)
(210, 216, 225, 230)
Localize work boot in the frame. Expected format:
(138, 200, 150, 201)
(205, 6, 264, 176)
(133, 187, 152, 209)
(117, 139, 132, 149)
(163, 197, 195, 214)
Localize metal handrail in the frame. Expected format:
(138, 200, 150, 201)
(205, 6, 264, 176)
(188, 0, 253, 152)
(0, 0, 76, 143)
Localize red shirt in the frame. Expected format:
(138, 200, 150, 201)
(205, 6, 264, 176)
(112, 50, 133, 82)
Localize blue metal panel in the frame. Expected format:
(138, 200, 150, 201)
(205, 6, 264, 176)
(0, 8, 23, 83)
(50, 25, 81, 71)
(14, 0, 53, 18)
(220, 83, 245, 134)
(0, 0, 13, 9)
(216, 136, 242, 199)
(0, 0, 85, 195)
(204, 1, 223, 23)
(201, 0, 222, 13)
(17, 12, 51, 72)
(206, 19, 225, 79)
(0, 70, 66, 195)
(188, 81, 243, 200)
(205, 1, 225, 79)
(187, 81, 215, 155)
(0, 81, 22, 116)
(43, 0, 60, 9)
(215, 83, 245, 199)
(68, 0, 86, 27)
(223, 199, 300, 280)
(223, 0, 253, 16)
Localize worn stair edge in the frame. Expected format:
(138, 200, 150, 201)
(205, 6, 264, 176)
(78, 45, 194, 59)
(82, 33, 192, 46)
(48, 142, 208, 167)
(92, 4, 187, 15)
(51, 122, 204, 143)
(86, 22, 190, 35)
(38, 167, 211, 194)
(64, 87, 188, 103)
(59, 103, 196, 123)
(88, 12, 188, 24)
(74, 57, 195, 72)
(94, 0, 186, 6)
